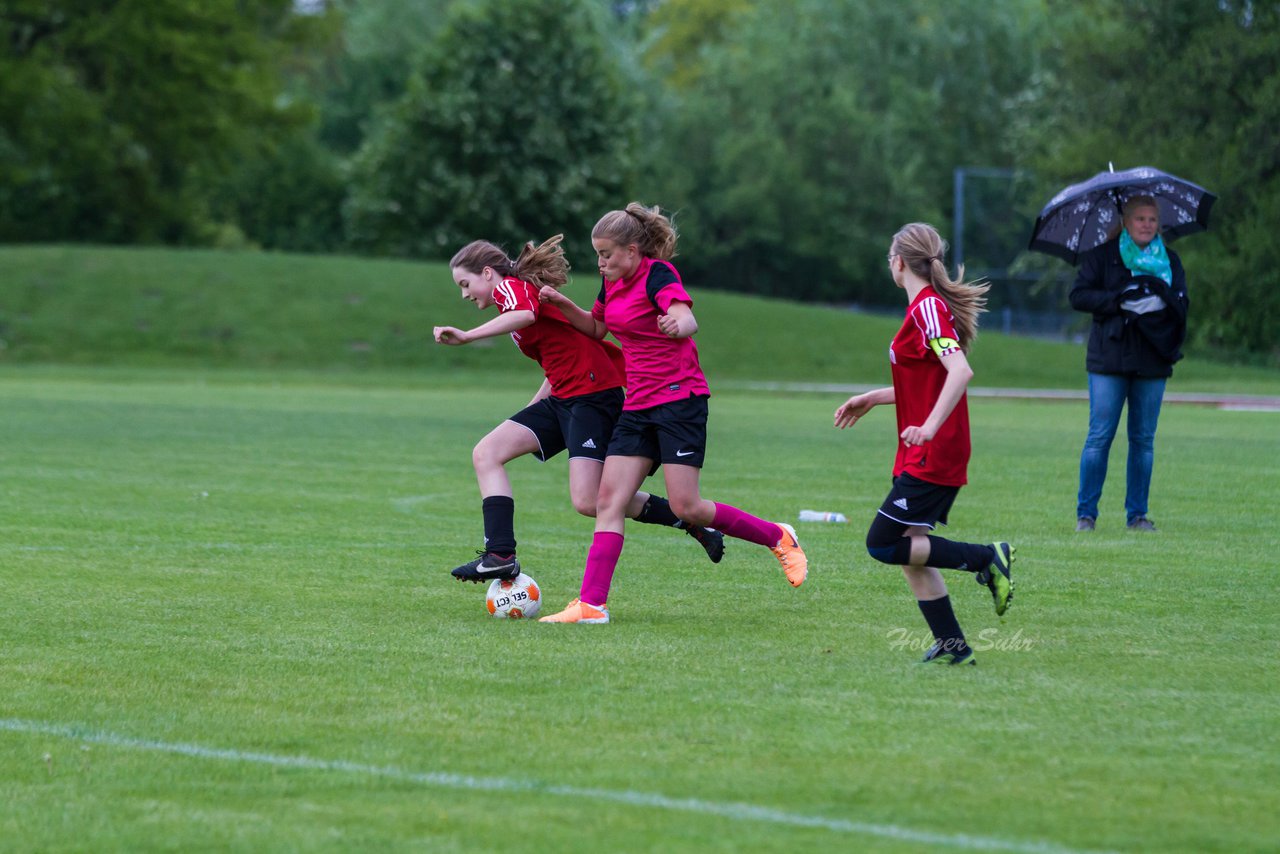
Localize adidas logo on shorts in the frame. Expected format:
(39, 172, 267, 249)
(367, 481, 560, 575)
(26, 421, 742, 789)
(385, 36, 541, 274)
(893, 497, 909, 510)
(582, 438, 597, 449)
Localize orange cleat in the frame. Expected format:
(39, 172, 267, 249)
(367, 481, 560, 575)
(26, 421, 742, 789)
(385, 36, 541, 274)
(538, 598, 610, 624)
(771, 523, 808, 587)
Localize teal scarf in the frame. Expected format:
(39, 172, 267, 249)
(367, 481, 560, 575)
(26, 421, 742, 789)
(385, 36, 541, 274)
(1119, 230, 1172, 284)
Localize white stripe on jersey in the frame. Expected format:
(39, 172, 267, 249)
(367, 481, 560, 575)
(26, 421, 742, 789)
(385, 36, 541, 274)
(494, 279, 522, 312)
(912, 296, 941, 348)
(919, 296, 943, 340)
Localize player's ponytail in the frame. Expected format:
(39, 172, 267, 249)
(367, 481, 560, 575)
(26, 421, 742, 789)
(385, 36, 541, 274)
(891, 222, 989, 349)
(512, 234, 569, 289)
(450, 235, 569, 289)
(592, 202, 678, 261)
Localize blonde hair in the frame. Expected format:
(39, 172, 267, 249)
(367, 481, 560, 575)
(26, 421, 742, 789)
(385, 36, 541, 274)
(1107, 194, 1160, 242)
(449, 234, 569, 290)
(591, 202, 678, 260)
(891, 222, 989, 349)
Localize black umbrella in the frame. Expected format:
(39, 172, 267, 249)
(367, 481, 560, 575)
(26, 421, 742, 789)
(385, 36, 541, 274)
(1028, 165, 1216, 264)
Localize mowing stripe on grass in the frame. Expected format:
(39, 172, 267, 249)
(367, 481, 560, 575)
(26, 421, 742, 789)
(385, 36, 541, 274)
(3, 718, 1110, 854)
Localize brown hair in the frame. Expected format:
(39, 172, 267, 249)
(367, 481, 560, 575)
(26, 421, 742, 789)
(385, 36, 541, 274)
(591, 202, 678, 260)
(890, 222, 989, 349)
(449, 234, 569, 289)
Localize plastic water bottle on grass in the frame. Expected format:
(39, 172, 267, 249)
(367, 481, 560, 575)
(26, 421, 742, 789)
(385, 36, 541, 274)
(799, 509, 848, 523)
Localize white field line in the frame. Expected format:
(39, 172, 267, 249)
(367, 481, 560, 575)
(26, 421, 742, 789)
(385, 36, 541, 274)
(2, 718, 1113, 854)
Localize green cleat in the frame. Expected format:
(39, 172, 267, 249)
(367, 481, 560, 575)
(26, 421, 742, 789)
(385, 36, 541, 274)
(976, 542, 1015, 616)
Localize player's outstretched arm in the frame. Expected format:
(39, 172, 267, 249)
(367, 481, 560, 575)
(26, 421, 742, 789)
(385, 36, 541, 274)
(835, 387, 894, 429)
(433, 310, 535, 346)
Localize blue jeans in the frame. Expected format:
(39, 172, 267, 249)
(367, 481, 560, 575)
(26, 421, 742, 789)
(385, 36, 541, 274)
(1077, 372, 1166, 523)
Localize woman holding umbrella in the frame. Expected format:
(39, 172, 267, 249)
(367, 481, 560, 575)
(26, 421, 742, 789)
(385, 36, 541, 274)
(1070, 195, 1189, 532)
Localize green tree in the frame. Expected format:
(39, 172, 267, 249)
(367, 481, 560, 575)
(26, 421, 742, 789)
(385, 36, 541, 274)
(0, 0, 327, 244)
(637, 0, 1044, 303)
(640, 0, 752, 89)
(308, 0, 459, 155)
(344, 0, 639, 268)
(205, 133, 347, 253)
(1015, 0, 1280, 360)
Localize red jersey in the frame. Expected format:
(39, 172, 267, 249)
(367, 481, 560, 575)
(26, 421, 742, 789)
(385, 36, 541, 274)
(888, 286, 970, 486)
(494, 277, 625, 398)
(590, 257, 710, 410)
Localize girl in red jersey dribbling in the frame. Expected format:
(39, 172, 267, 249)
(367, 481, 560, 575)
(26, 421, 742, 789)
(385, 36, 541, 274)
(434, 234, 724, 584)
(834, 223, 1015, 665)
(537, 204, 807, 624)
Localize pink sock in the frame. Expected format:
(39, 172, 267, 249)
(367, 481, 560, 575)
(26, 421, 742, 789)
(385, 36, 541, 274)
(579, 531, 624, 607)
(711, 502, 781, 547)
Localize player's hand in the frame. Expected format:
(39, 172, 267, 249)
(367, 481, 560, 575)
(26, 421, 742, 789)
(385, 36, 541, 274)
(834, 395, 873, 428)
(660, 313, 701, 338)
(538, 286, 567, 306)
(899, 424, 935, 446)
(433, 326, 468, 345)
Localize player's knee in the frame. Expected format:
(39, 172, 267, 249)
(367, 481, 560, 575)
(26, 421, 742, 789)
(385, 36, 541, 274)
(571, 496, 598, 518)
(594, 484, 629, 519)
(471, 441, 497, 470)
(866, 543, 899, 565)
(866, 525, 905, 565)
(668, 495, 708, 526)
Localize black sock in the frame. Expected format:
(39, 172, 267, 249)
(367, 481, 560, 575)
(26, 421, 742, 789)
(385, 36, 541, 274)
(634, 494, 684, 528)
(917, 596, 969, 653)
(925, 537, 995, 573)
(481, 495, 516, 555)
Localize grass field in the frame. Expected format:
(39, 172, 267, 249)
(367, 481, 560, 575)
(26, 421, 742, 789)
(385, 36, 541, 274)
(2, 366, 1277, 852)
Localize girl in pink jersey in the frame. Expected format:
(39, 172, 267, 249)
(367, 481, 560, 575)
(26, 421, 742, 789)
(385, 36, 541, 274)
(834, 223, 1014, 665)
(434, 234, 724, 584)
(537, 204, 807, 624)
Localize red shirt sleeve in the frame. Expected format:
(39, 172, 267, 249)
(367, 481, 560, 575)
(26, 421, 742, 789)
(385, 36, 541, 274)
(494, 278, 538, 315)
(911, 296, 962, 358)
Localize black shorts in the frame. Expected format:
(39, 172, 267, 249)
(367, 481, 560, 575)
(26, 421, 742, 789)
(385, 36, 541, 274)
(607, 394, 709, 472)
(875, 472, 960, 530)
(508, 387, 624, 463)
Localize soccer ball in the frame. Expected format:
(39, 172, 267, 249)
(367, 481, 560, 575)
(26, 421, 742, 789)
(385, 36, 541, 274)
(485, 573, 541, 619)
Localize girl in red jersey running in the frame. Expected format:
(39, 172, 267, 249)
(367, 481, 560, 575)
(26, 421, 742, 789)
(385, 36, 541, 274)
(536, 205, 807, 624)
(834, 223, 1014, 665)
(435, 235, 724, 583)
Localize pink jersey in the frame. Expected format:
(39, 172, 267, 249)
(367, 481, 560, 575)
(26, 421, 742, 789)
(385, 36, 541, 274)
(495, 277, 625, 398)
(888, 286, 970, 486)
(590, 257, 710, 410)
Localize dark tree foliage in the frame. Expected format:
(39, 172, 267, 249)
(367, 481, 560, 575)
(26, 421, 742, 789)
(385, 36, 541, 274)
(344, 0, 639, 270)
(0, 0, 330, 244)
(633, 0, 1042, 304)
(3, 0, 1275, 358)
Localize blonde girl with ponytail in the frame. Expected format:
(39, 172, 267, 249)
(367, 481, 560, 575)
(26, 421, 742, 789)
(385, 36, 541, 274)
(538, 203, 810, 624)
(833, 223, 1015, 666)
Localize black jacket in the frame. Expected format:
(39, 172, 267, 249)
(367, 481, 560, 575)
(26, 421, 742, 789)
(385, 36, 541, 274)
(1069, 238, 1189, 378)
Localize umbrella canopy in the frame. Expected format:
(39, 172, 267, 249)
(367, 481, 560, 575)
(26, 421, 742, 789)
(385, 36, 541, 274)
(1028, 165, 1216, 265)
